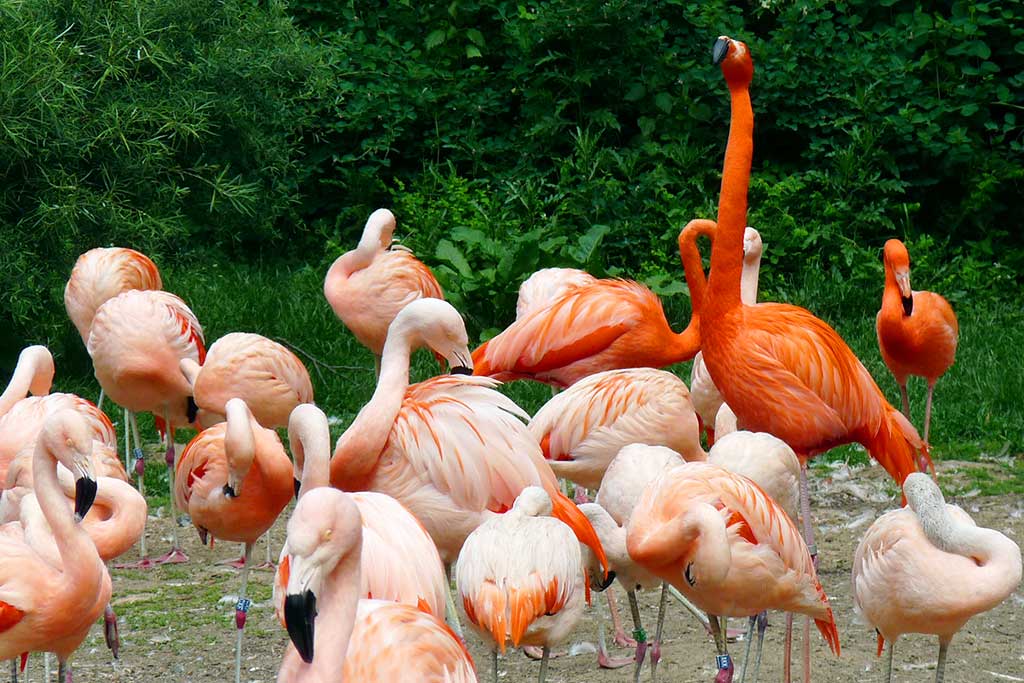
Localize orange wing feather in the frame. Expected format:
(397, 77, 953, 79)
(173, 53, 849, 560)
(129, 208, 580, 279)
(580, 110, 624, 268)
(0, 600, 24, 634)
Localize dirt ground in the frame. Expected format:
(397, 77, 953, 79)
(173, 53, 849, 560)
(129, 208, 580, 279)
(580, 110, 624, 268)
(24, 458, 1024, 683)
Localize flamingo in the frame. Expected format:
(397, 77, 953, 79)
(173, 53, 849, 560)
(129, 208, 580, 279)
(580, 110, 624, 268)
(173, 398, 293, 683)
(852, 473, 1022, 683)
(515, 267, 597, 319)
(684, 225, 764, 445)
(579, 444, 693, 681)
(528, 367, 705, 492)
(87, 289, 205, 566)
(324, 208, 444, 373)
(456, 486, 584, 683)
(876, 239, 959, 445)
(328, 298, 607, 631)
(627, 461, 840, 683)
(471, 278, 700, 389)
(278, 487, 476, 682)
(275, 403, 447, 620)
(0, 346, 54, 418)
(699, 36, 930, 576)
(180, 332, 314, 430)
(0, 410, 106, 683)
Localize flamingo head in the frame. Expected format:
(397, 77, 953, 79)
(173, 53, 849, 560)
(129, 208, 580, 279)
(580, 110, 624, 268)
(359, 208, 398, 252)
(22, 346, 55, 396)
(712, 36, 753, 88)
(883, 239, 913, 314)
(40, 410, 97, 521)
(390, 298, 473, 374)
(284, 488, 363, 664)
(742, 227, 762, 264)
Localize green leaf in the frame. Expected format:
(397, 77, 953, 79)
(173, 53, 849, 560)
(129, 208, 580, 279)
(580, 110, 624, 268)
(435, 239, 473, 277)
(654, 92, 673, 114)
(466, 45, 482, 59)
(466, 29, 485, 47)
(624, 83, 646, 102)
(451, 226, 487, 244)
(425, 30, 446, 50)
(567, 224, 611, 265)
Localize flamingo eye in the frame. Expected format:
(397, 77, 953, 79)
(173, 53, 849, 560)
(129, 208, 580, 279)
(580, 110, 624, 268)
(685, 562, 696, 587)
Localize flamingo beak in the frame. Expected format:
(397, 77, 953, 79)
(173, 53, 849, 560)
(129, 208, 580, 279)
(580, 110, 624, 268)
(293, 478, 302, 499)
(595, 570, 617, 591)
(222, 483, 238, 498)
(186, 396, 199, 424)
(284, 590, 318, 664)
(447, 346, 474, 375)
(895, 271, 913, 315)
(713, 37, 731, 65)
(74, 476, 98, 521)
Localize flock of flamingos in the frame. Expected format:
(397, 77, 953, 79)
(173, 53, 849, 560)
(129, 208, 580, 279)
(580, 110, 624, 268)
(1, 36, 1021, 683)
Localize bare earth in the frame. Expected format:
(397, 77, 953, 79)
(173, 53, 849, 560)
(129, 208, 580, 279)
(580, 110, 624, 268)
(33, 459, 1024, 683)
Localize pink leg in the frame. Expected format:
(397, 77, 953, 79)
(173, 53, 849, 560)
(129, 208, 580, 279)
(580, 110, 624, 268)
(157, 416, 188, 564)
(597, 590, 633, 669)
(924, 381, 935, 447)
(783, 613, 793, 683)
(103, 603, 119, 659)
(607, 587, 638, 648)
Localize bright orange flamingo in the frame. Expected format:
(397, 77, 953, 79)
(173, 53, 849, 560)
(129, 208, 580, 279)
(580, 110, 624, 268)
(277, 487, 476, 682)
(456, 487, 585, 683)
(876, 239, 958, 445)
(0, 410, 106, 683)
(328, 298, 608, 635)
(627, 461, 840, 683)
(88, 289, 205, 566)
(324, 208, 444, 373)
(853, 473, 1021, 683)
(472, 278, 700, 389)
(174, 397, 293, 683)
(180, 332, 314, 430)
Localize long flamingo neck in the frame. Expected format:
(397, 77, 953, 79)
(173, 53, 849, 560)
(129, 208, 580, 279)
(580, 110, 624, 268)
(225, 404, 256, 482)
(308, 547, 363, 678)
(881, 262, 902, 305)
(678, 220, 716, 318)
(33, 441, 94, 582)
(664, 321, 702, 364)
(294, 416, 331, 494)
(330, 333, 411, 489)
(707, 82, 754, 315)
(0, 349, 51, 416)
(740, 248, 761, 305)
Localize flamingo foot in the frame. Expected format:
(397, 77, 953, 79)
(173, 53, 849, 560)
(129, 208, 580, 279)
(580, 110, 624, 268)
(650, 640, 662, 681)
(634, 640, 649, 681)
(114, 557, 162, 570)
(614, 628, 638, 648)
(714, 656, 734, 683)
(103, 605, 120, 659)
(216, 556, 248, 569)
(155, 547, 189, 564)
(597, 651, 634, 669)
(523, 645, 565, 660)
(253, 560, 277, 571)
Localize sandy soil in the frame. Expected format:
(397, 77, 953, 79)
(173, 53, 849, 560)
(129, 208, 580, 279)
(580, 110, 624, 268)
(22, 459, 1024, 683)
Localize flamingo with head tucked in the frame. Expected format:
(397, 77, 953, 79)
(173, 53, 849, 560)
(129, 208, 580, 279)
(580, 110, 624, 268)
(853, 473, 1021, 683)
(324, 208, 444, 374)
(876, 239, 958, 445)
(515, 268, 597, 320)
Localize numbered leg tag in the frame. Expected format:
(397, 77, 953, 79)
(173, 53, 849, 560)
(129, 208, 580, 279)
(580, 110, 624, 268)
(632, 627, 648, 644)
(716, 654, 732, 670)
(236, 597, 252, 613)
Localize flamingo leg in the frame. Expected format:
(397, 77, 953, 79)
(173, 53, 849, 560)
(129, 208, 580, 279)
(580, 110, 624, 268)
(443, 565, 464, 638)
(739, 617, 755, 683)
(884, 638, 894, 683)
(934, 639, 948, 683)
(492, 650, 499, 683)
(44, 653, 50, 682)
(234, 542, 254, 683)
(899, 383, 910, 420)
(103, 602, 120, 659)
(708, 615, 733, 683)
(596, 600, 633, 669)
(626, 590, 647, 683)
(606, 586, 637, 647)
(924, 381, 936, 446)
(97, 387, 105, 412)
(257, 529, 275, 569)
(752, 612, 767, 683)
(797, 462, 815, 683)
(783, 613, 793, 683)
(57, 658, 71, 683)
(373, 354, 382, 380)
(156, 410, 187, 564)
(801, 609, 810, 683)
(666, 585, 711, 631)
(650, 582, 669, 682)
(537, 646, 550, 683)
(9, 658, 16, 683)
(130, 411, 148, 561)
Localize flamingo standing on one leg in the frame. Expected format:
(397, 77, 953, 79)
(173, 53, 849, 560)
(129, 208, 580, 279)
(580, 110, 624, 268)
(174, 398, 293, 683)
(853, 473, 1021, 683)
(328, 298, 608, 634)
(472, 277, 700, 389)
(324, 208, 444, 374)
(179, 332, 313, 430)
(274, 403, 447, 620)
(278, 487, 476, 682)
(457, 487, 585, 683)
(876, 239, 958, 445)
(87, 289, 205, 566)
(0, 410, 106, 683)
(64, 247, 163, 410)
(627, 461, 840, 683)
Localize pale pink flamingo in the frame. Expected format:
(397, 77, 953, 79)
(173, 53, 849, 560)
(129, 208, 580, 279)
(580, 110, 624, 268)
(472, 278, 700, 389)
(515, 268, 597, 320)
(87, 289, 205, 565)
(173, 398, 293, 683)
(876, 239, 959, 445)
(273, 403, 447, 621)
(324, 208, 444, 373)
(457, 486, 584, 683)
(579, 443, 699, 680)
(278, 486, 475, 682)
(528, 367, 705, 492)
(64, 247, 163, 411)
(328, 298, 608, 634)
(627, 461, 840, 683)
(179, 332, 313, 430)
(0, 347, 54, 417)
(0, 410, 107, 683)
(853, 473, 1022, 683)
(688, 227, 763, 445)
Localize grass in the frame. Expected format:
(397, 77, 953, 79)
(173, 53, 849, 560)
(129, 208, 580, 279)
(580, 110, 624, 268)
(12, 253, 1024, 507)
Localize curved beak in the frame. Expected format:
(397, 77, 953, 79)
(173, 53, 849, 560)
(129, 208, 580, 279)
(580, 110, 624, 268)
(446, 345, 474, 375)
(222, 483, 238, 498)
(594, 569, 617, 592)
(895, 271, 913, 315)
(75, 476, 98, 521)
(293, 478, 302, 500)
(712, 36, 731, 65)
(186, 396, 199, 425)
(284, 590, 318, 664)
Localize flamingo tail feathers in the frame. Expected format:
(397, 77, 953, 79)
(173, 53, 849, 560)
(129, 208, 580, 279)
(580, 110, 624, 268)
(864, 405, 932, 490)
(814, 606, 841, 656)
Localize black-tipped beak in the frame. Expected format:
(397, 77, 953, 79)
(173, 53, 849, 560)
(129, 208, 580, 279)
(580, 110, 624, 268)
(901, 295, 914, 317)
(75, 476, 98, 521)
(595, 570, 617, 592)
(450, 365, 472, 376)
(712, 37, 730, 65)
(222, 483, 237, 498)
(197, 526, 209, 546)
(285, 590, 318, 664)
(293, 478, 302, 500)
(186, 396, 199, 424)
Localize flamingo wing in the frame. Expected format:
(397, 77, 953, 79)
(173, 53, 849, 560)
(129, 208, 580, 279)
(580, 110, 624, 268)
(173, 426, 228, 511)
(64, 247, 163, 342)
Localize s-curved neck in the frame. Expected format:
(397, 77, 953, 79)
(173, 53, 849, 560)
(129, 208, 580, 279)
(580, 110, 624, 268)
(678, 220, 717, 318)
(707, 82, 754, 315)
(0, 347, 54, 416)
(291, 407, 331, 494)
(33, 439, 98, 584)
